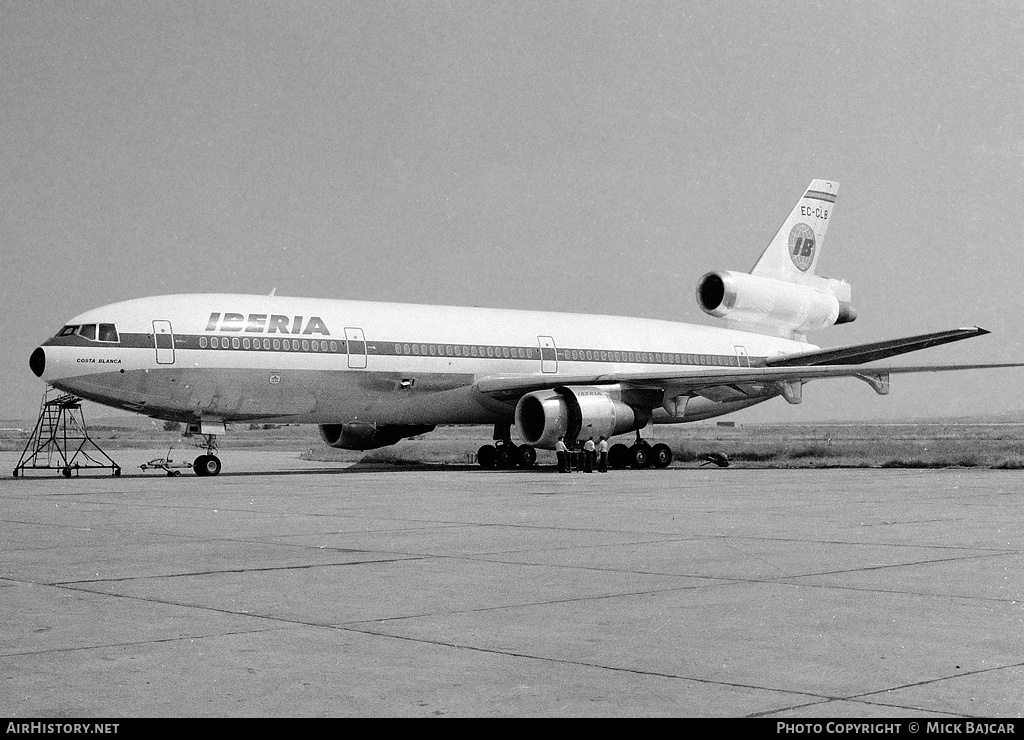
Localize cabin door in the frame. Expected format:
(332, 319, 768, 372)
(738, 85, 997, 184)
(153, 320, 175, 365)
(345, 327, 367, 369)
(538, 336, 557, 373)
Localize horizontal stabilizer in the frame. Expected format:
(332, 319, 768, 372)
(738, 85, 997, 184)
(765, 327, 990, 367)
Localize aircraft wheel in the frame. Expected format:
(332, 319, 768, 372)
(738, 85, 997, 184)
(113, 467, 121, 477)
(194, 455, 209, 476)
(629, 444, 650, 469)
(204, 456, 222, 477)
(495, 445, 516, 469)
(62, 467, 71, 478)
(651, 443, 672, 469)
(477, 445, 497, 468)
(517, 445, 537, 468)
(608, 443, 629, 469)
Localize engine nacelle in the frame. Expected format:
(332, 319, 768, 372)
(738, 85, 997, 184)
(514, 385, 651, 449)
(319, 422, 435, 450)
(696, 270, 856, 338)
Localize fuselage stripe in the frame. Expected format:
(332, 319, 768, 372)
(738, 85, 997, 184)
(47, 332, 765, 368)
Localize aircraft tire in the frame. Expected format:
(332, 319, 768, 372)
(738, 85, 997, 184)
(477, 445, 497, 468)
(608, 444, 629, 469)
(629, 444, 650, 469)
(516, 445, 537, 468)
(651, 443, 672, 468)
(194, 455, 221, 477)
(495, 445, 516, 469)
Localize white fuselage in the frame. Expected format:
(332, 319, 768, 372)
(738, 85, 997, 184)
(35, 293, 813, 432)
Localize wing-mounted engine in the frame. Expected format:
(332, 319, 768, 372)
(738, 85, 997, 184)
(514, 385, 654, 449)
(319, 421, 435, 450)
(696, 270, 856, 340)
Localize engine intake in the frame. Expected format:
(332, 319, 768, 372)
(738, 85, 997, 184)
(514, 386, 651, 449)
(696, 270, 855, 338)
(319, 422, 435, 450)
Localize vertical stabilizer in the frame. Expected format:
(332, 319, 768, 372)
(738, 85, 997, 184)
(695, 179, 854, 339)
(750, 180, 838, 284)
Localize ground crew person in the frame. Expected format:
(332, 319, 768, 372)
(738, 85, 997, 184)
(597, 436, 609, 472)
(584, 438, 595, 473)
(555, 436, 568, 473)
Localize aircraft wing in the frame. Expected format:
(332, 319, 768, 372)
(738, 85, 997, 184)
(764, 327, 991, 367)
(474, 327, 1020, 404)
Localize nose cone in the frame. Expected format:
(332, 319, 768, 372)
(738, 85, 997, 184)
(29, 347, 45, 378)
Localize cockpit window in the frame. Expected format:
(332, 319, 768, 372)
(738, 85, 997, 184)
(69, 323, 119, 342)
(98, 324, 118, 342)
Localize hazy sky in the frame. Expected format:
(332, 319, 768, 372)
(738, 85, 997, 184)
(2, 1, 1023, 424)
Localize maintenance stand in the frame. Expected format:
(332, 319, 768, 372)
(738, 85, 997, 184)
(13, 387, 121, 478)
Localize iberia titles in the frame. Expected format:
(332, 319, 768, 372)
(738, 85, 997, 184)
(204, 313, 331, 336)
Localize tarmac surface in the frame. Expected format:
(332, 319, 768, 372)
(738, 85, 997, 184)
(2, 450, 1023, 717)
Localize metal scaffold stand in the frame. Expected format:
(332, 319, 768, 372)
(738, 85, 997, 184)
(13, 387, 121, 478)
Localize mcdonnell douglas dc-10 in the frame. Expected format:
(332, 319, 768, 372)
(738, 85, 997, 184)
(28, 181, 1018, 476)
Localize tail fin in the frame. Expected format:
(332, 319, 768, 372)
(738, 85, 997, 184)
(695, 179, 854, 340)
(750, 179, 839, 284)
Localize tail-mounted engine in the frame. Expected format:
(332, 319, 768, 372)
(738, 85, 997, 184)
(319, 421, 436, 450)
(696, 270, 856, 339)
(514, 385, 652, 449)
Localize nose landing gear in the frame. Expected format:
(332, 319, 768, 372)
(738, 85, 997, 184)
(190, 432, 222, 477)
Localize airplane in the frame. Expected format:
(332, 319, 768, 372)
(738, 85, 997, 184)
(27, 180, 1020, 476)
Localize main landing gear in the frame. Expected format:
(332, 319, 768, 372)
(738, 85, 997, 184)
(475, 427, 672, 470)
(477, 424, 537, 469)
(191, 433, 222, 477)
(607, 431, 672, 470)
